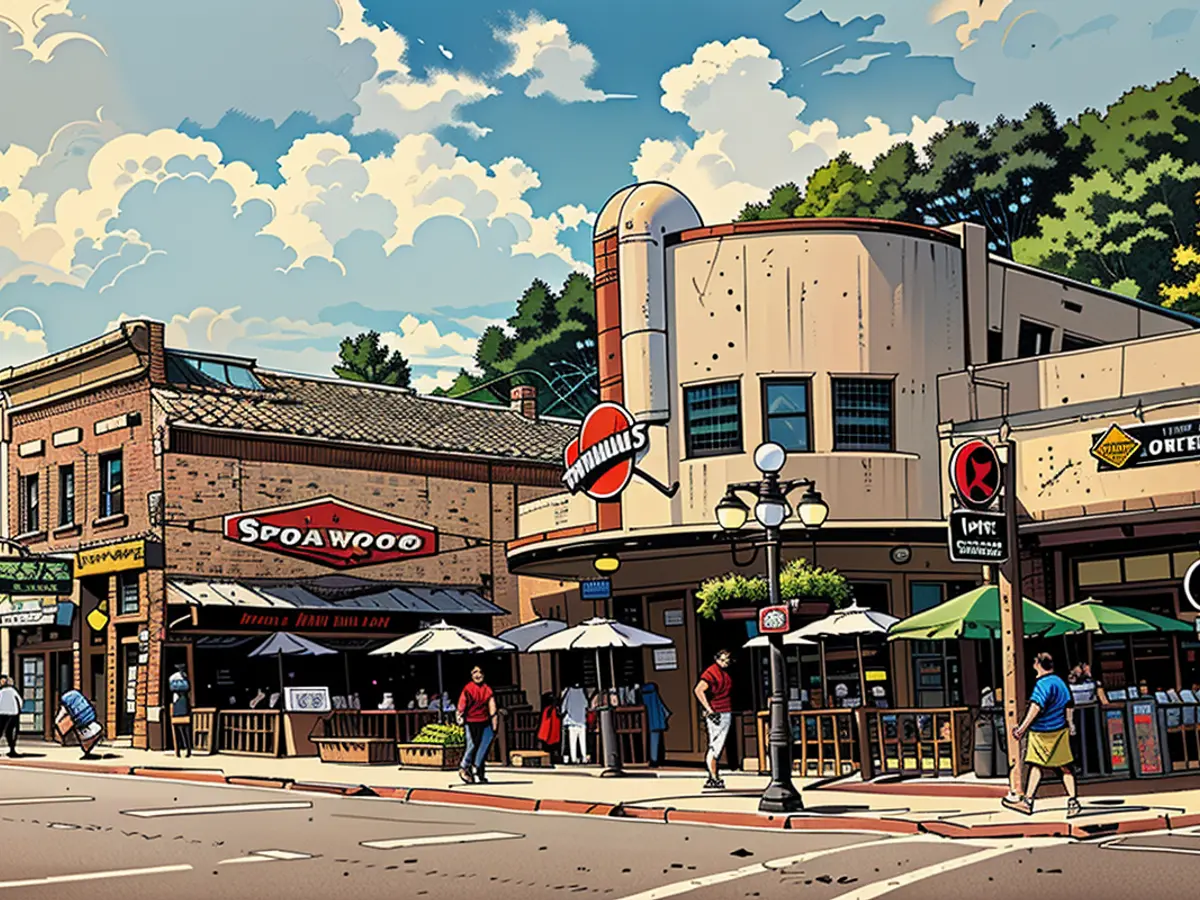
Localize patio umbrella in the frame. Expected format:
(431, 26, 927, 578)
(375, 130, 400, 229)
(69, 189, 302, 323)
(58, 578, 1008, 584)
(525, 617, 672, 696)
(248, 633, 335, 706)
(793, 604, 900, 707)
(369, 622, 517, 722)
(1058, 598, 1193, 687)
(497, 619, 568, 701)
(888, 585, 1080, 699)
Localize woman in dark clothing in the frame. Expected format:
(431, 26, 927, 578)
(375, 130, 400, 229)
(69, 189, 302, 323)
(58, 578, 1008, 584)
(169, 667, 193, 758)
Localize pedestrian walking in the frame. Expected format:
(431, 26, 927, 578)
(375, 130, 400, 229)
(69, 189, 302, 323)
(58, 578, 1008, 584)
(641, 682, 671, 767)
(694, 649, 734, 789)
(0, 675, 22, 757)
(168, 666, 193, 758)
(536, 692, 562, 758)
(57, 690, 103, 758)
(560, 683, 589, 764)
(456, 666, 498, 784)
(1004, 652, 1081, 818)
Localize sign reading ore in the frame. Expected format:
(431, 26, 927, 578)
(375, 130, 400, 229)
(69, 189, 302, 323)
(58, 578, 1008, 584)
(224, 497, 438, 569)
(1092, 417, 1200, 471)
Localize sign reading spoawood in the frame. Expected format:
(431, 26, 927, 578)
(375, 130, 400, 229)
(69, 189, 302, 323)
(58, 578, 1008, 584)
(947, 509, 1009, 564)
(1092, 417, 1200, 471)
(224, 497, 438, 569)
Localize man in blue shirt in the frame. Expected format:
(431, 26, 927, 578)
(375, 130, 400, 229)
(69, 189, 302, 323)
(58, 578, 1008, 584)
(1003, 652, 1080, 817)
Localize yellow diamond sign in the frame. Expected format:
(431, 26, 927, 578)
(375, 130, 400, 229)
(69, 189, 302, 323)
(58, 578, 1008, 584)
(86, 608, 109, 632)
(1091, 423, 1142, 469)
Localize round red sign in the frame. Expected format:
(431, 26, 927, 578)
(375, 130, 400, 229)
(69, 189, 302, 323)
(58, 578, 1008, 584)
(562, 403, 649, 501)
(949, 439, 1001, 510)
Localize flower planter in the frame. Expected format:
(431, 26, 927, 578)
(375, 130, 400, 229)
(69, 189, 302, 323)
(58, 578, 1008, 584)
(397, 742, 466, 770)
(313, 737, 396, 765)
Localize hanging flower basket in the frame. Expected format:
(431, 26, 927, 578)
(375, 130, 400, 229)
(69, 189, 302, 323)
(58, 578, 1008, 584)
(695, 558, 851, 620)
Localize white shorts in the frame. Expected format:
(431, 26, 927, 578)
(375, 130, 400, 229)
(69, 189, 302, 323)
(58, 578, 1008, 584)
(706, 712, 732, 757)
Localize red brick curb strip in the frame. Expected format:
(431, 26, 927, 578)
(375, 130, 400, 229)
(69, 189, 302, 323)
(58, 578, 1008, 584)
(0, 759, 1188, 841)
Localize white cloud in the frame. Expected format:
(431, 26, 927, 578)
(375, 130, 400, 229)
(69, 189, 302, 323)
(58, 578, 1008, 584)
(930, 0, 1013, 48)
(826, 52, 889, 75)
(498, 14, 633, 102)
(633, 38, 945, 222)
(0, 316, 48, 365)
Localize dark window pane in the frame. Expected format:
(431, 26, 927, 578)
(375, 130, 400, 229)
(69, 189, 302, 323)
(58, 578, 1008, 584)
(986, 329, 1003, 363)
(684, 382, 742, 456)
(764, 381, 810, 452)
(1017, 319, 1054, 358)
(832, 379, 893, 451)
(765, 382, 807, 415)
(1061, 332, 1100, 353)
(118, 573, 139, 616)
(58, 466, 75, 526)
(767, 416, 809, 452)
(225, 364, 264, 390)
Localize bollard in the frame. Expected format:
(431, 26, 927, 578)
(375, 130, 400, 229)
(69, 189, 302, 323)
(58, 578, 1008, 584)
(599, 705, 624, 777)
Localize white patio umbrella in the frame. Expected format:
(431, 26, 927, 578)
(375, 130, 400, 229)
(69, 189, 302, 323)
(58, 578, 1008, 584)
(248, 633, 336, 706)
(743, 632, 816, 710)
(369, 622, 517, 722)
(525, 617, 672, 695)
(792, 604, 900, 706)
(497, 619, 568, 700)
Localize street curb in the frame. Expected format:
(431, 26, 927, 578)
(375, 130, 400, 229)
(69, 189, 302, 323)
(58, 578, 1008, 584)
(0, 758, 1189, 841)
(828, 780, 1009, 800)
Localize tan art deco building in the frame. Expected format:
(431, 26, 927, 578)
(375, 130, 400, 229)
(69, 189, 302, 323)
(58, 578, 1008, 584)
(507, 181, 1195, 763)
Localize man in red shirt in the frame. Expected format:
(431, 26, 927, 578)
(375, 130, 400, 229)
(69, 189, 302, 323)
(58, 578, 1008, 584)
(694, 649, 734, 789)
(456, 666, 498, 784)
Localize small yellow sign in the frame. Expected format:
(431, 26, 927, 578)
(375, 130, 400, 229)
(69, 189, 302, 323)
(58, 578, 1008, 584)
(76, 539, 146, 577)
(86, 608, 109, 632)
(1091, 423, 1142, 469)
(865, 669, 889, 682)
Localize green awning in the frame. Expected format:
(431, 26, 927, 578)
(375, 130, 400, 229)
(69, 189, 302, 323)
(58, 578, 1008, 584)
(887, 585, 1080, 641)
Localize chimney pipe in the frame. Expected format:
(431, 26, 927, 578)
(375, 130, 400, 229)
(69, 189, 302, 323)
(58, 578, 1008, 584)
(510, 385, 537, 420)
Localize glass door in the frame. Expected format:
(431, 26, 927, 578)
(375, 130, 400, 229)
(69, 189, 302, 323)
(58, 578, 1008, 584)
(19, 655, 45, 734)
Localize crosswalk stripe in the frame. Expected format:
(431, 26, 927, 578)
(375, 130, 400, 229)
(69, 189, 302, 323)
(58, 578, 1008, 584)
(123, 801, 312, 818)
(361, 831, 523, 850)
(0, 796, 93, 806)
(0, 865, 192, 890)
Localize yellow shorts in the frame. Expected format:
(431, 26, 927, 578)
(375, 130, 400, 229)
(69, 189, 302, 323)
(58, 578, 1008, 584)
(1025, 727, 1074, 769)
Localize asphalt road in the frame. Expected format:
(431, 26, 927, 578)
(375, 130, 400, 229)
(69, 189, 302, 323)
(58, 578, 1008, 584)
(0, 768, 1199, 899)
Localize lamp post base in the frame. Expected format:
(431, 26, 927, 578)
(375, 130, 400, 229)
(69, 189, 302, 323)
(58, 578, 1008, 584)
(758, 781, 803, 814)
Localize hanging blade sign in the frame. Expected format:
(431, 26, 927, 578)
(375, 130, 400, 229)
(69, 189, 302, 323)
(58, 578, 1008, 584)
(562, 402, 679, 501)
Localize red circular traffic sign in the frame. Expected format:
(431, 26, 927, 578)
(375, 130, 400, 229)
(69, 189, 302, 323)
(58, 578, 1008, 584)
(949, 439, 1001, 510)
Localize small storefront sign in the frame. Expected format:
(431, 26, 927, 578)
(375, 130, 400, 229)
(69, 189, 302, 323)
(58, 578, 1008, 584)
(562, 403, 678, 501)
(284, 687, 331, 713)
(652, 647, 678, 671)
(947, 509, 1009, 564)
(0, 605, 57, 628)
(663, 609, 684, 628)
(1129, 700, 1165, 776)
(223, 497, 438, 569)
(76, 539, 162, 577)
(581, 578, 612, 601)
(1105, 707, 1129, 772)
(949, 439, 1002, 510)
(758, 605, 790, 634)
(1092, 417, 1200, 471)
(0, 558, 73, 596)
(191, 607, 403, 634)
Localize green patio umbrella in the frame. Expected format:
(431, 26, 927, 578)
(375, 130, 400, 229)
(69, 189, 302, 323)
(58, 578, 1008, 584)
(1058, 598, 1193, 688)
(888, 585, 1080, 700)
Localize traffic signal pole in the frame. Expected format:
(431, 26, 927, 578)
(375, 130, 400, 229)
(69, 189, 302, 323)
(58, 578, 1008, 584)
(999, 438, 1027, 801)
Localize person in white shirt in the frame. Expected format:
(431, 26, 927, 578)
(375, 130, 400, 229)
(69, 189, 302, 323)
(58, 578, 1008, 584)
(0, 675, 23, 757)
(560, 684, 589, 764)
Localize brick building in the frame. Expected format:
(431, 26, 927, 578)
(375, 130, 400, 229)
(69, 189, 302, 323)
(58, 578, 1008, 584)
(0, 320, 570, 748)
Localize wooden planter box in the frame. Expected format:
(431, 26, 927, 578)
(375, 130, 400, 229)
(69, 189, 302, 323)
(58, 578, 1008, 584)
(397, 742, 466, 769)
(313, 737, 396, 765)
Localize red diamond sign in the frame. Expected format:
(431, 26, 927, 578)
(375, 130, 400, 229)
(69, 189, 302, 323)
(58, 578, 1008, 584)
(223, 497, 438, 569)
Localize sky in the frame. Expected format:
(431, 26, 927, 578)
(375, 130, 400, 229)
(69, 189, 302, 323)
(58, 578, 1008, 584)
(1, 0, 1199, 392)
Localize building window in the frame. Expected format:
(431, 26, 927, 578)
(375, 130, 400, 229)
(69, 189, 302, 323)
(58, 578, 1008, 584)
(762, 380, 811, 452)
(1061, 332, 1101, 352)
(18, 473, 39, 535)
(910, 583, 944, 614)
(118, 571, 140, 616)
(99, 451, 124, 518)
(1017, 319, 1054, 358)
(831, 378, 894, 451)
(58, 465, 75, 527)
(986, 329, 1003, 363)
(683, 381, 742, 457)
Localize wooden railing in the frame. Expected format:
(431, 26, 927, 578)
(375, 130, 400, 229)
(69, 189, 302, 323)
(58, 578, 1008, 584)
(865, 708, 973, 777)
(756, 710, 860, 778)
(192, 708, 216, 755)
(506, 707, 541, 754)
(1161, 704, 1200, 772)
(218, 709, 282, 757)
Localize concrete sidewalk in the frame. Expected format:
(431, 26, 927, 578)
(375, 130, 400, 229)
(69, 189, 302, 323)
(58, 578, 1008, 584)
(4, 740, 1199, 840)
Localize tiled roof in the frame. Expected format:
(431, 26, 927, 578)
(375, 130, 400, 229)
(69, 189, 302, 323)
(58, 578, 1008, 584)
(152, 371, 576, 465)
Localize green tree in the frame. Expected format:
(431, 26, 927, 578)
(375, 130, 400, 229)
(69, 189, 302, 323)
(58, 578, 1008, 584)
(908, 103, 1084, 257)
(508, 279, 559, 343)
(1160, 183, 1200, 314)
(332, 330, 412, 388)
(1014, 155, 1200, 300)
(431, 368, 503, 404)
(739, 182, 803, 221)
(1067, 71, 1200, 175)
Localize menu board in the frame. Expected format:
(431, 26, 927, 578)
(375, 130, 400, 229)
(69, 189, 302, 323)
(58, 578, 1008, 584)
(1130, 700, 1164, 776)
(1105, 707, 1129, 773)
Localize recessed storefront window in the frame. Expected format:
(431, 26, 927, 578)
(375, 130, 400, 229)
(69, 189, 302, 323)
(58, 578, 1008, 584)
(762, 380, 811, 452)
(1077, 558, 1123, 587)
(683, 381, 742, 457)
(99, 451, 124, 517)
(58, 465, 75, 527)
(831, 379, 894, 451)
(1124, 554, 1172, 583)
(18, 473, 39, 534)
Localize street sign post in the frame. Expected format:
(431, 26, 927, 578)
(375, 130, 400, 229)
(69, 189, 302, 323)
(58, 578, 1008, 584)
(0, 557, 74, 596)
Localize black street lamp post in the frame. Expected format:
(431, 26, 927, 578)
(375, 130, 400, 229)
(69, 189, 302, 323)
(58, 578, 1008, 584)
(714, 442, 830, 814)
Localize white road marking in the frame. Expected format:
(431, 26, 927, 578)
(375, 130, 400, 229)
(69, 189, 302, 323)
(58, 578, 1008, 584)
(219, 850, 314, 865)
(614, 836, 924, 900)
(361, 831, 523, 850)
(0, 796, 93, 806)
(0, 864, 192, 890)
(826, 841, 1059, 900)
(1104, 842, 1200, 857)
(123, 801, 312, 818)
